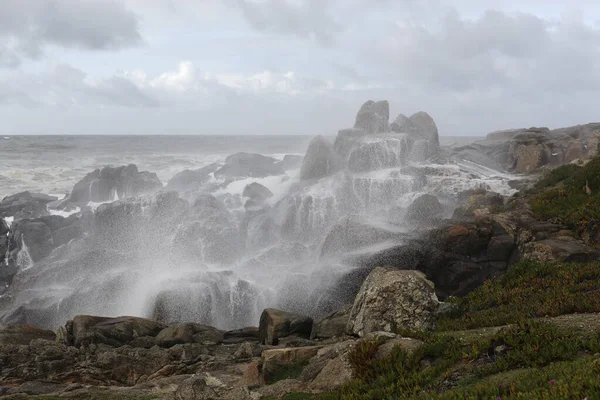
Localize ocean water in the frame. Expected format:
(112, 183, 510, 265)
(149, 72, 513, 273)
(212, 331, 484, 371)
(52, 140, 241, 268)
(0, 135, 480, 200)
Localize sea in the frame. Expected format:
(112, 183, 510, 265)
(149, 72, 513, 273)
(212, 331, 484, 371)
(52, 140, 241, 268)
(0, 135, 480, 200)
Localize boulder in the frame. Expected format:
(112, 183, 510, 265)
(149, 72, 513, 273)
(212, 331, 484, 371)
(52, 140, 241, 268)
(453, 189, 505, 218)
(215, 153, 283, 178)
(0, 324, 56, 345)
(333, 128, 368, 160)
(166, 163, 221, 191)
(300, 135, 340, 180)
(175, 376, 218, 400)
(259, 308, 313, 345)
(354, 100, 389, 134)
(10, 220, 54, 262)
(346, 268, 439, 337)
(390, 114, 420, 135)
(70, 315, 167, 347)
(243, 182, 273, 202)
(347, 134, 410, 172)
(521, 239, 600, 263)
(155, 323, 224, 348)
(405, 194, 443, 224)
(261, 346, 322, 384)
(409, 111, 440, 148)
(0, 191, 56, 219)
(310, 304, 352, 339)
(68, 164, 162, 204)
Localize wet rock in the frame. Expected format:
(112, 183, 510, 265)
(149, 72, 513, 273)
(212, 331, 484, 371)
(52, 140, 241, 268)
(405, 194, 443, 224)
(0, 324, 56, 345)
(156, 323, 224, 348)
(69, 164, 162, 204)
(454, 189, 505, 218)
(347, 134, 410, 172)
(354, 100, 389, 134)
(71, 315, 167, 347)
(6, 381, 67, 396)
(277, 155, 304, 171)
(0, 191, 56, 219)
(346, 268, 439, 337)
(215, 153, 283, 179)
(243, 182, 273, 202)
(409, 111, 440, 149)
(225, 327, 261, 342)
(300, 135, 340, 180)
(166, 163, 221, 191)
(310, 304, 352, 340)
(259, 309, 313, 345)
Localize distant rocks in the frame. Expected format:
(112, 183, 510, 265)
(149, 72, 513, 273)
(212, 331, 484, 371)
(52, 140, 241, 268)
(0, 191, 57, 219)
(215, 153, 283, 179)
(346, 267, 439, 337)
(300, 136, 340, 180)
(68, 164, 162, 205)
(166, 163, 221, 192)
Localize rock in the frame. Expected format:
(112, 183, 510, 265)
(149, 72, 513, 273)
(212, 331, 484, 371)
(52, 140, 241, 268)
(6, 381, 67, 396)
(69, 164, 162, 204)
(259, 309, 313, 345)
(564, 141, 585, 162)
(261, 346, 322, 384)
(71, 315, 167, 347)
(374, 337, 424, 360)
(521, 239, 600, 263)
(243, 183, 273, 202)
(405, 194, 443, 224)
(354, 100, 389, 134)
(241, 359, 262, 386)
(234, 342, 260, 359)
(454, 190, 505, 218)
(256, 379, 304, 398)
(409, 111, 440, 149)
(166, 163, 221, 191)
(0, 191, 56, 219)
(487, 234, 516, 261)
(333, 128, 368, 160)
(10, 220, 54, 262)
(310, 304, 352, 339)
(156, 323, 224, 348)
(225, 327, 261, 342)
(0, 217, 9, 236)
(215, 153, 283, 178)
(278, 155, 304, 171)
(300, 135, 340, 180)
(390, 114, 420, 135)
(485, 129, 524, 142)
(0, 324, 56, 345)
(309, 356, 353, 391)
(347, 134, 411, 172)
(346, 268, 439, 337)
(175, 376, 218, 400)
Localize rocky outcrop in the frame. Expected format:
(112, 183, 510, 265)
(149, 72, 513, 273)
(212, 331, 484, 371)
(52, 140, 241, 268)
(68, 164, 162, 204)
(261, 346, 322, 384)
(346, 268, 439, 337)
(68, 315, 167, 347)
(166, 163, 221, 191)
(0, 191, 57, 219)
(300, 135, 340, 180)
(409, 111, 440, 149)
(215, 153, 283, 178)
(155, 323, 224, 348)
(310, 304, 352, 340)
(354, 100, 389, 134)
(259, 309, 313, 345)
(243, 182, 273, 204)
(0, 323, 56, 345)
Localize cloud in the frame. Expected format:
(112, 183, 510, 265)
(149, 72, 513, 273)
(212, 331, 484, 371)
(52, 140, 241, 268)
(235, 0, 340, 45)
(0, 0, 142, 68)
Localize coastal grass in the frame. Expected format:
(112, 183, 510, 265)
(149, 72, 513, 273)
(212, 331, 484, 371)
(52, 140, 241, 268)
(308, 260, 600, 400)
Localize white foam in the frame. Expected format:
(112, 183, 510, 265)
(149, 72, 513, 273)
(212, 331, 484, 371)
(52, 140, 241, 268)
(49, 207, 81, 218)
(5, 216, 14, 227)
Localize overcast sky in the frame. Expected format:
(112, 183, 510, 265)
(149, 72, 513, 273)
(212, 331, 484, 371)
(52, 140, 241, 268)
(1, 0, 599, 136)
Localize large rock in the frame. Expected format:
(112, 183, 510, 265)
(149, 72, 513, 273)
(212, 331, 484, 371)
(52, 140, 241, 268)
(521, 239, 600, 263)
(243, 182, 273, 202)
(69, 164, 162, 204)
(0, 324, 56, 345)
(215, 153, 283, 178)
(277, 155, 304, 171)
(0, 191, 56, 219)
(354, 100, 389, 134)
(300, 135, 340, 180)
(346, 268, 439, 337)
(405, 194, 443, 224)
(347, 134, 410, 172)
(70, 315, 167, 347)
(259, 309, 313, 345)
(310, 304, 352, 339)
(166, 163, 221, 191)
(409, 111, 440, 148)
(155, 323, 224, 348)
(175, 376, 218, 400)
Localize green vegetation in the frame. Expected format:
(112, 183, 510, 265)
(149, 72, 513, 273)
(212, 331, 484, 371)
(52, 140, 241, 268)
(301, 260, 600, 399)
(437, 259, 600, 330)
(265, 359, 311, 384)
(530, 156, 600, 240)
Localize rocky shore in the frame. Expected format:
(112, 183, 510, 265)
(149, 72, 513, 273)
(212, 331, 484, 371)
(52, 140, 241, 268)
(2, 101, 600, 398)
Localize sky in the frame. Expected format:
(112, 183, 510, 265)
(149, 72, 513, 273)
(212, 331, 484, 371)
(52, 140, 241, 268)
(0, 0, 599, 136)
